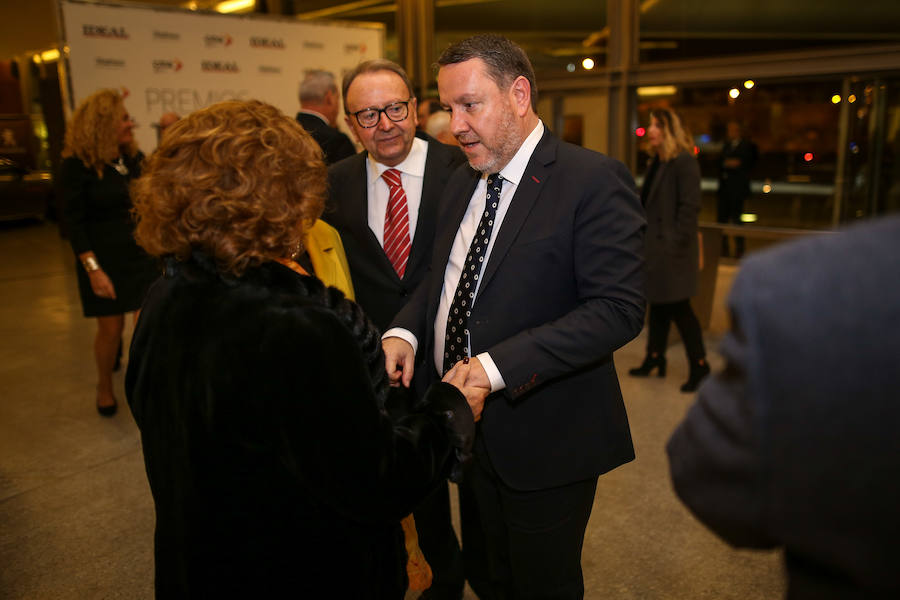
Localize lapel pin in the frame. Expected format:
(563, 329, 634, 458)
(531, 175, 541, 183)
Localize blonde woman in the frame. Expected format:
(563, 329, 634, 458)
(629, 108, 709, 392)
(61, 89, 159, 416)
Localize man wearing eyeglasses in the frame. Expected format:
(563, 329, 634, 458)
(324, 59, 467, 600)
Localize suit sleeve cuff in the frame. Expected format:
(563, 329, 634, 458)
(382, 328, 418, 355)
(476, 352, 506, 392)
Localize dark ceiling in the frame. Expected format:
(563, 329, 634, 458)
(5, 0, 900, 71)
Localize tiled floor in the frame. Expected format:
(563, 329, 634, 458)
(0, 220, 783, 599)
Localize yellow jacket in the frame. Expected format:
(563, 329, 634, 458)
(305, 220, 355, 300)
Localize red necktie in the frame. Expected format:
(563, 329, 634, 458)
(382, 168, 411, 278)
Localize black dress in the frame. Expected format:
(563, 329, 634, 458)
(61, 154, 160, 317)
(125, 256, 474, 598)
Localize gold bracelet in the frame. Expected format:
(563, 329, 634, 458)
(82, 256, 101, 272)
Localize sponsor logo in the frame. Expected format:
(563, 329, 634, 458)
(153, 59, 183, 73)
(95, 57, 126, 68)
(303, 41, 324, 50)
(83, 24, 129, 39)
(204, 34, 233, 47)
(344, 43, 367, 54)
(250, 36, 284, 49)
(153, 31, 180, 41)
(258, 65, 281, 74)
(145, 87, 250, 113)
(201, 60, 239, 73)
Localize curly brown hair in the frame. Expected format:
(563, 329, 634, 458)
(62, 89, 139, 177)
(131, 99, 326, 276)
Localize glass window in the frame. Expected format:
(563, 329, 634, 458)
(639, 2, 900, 63)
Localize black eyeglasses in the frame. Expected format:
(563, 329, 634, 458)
(348, 100, 412, 128)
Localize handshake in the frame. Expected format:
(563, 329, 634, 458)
(383, 337, 491, 421)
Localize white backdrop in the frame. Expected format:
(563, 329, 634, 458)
(60, 0, 383, 151)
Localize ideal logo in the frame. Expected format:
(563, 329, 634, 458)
(153, 59, 183, 73)
(83, 25, 129, 39)
(204, 34, 233, 47)
(201, 61, 239, 73)
(344, 43, 367, 54)
(95, 57, 126, 68)
(250, 37, 285, 49)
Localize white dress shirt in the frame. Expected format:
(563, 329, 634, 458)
(365, 136, 428, 247)
(383, 121, 544, 392)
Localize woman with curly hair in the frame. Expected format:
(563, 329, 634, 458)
(61, 89, 160, 416)
(629, 108, 710, 392)
(125, 99, 481, 598)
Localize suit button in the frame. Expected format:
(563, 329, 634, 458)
(400, 289, 408, 297)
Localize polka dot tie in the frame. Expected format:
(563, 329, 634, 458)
(443, 173, 502, 375)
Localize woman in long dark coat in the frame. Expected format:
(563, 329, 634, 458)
(126, 100, 479, 598)
(629, 108, 710, 392)
(61, 89, 159, 415)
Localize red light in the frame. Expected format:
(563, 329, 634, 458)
(804, 152, 814, 162)
(635, 127, 645, 137)
(694, 146, 700, 155)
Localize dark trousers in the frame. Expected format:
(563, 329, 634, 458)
(717, 193, 746, 257)
(466, 436, 598, 600)
(414, 481, 465, 599)
(647, 300, 706, 364)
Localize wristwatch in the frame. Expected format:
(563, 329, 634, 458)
(82, 256, 101, 272)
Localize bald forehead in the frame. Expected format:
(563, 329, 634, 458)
(345, 70, 412, 111)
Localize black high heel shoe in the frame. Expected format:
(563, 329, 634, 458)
(96, 394, 118, 417)
(629, 355, 667, 377)
(680, 360, 710, 392)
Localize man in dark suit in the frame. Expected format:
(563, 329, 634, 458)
(296, 69, 356, 165)
(323, 59, 467, 600)
(326, 59, 466, 334)
(717, 120, 757, 258)
(667, 215, 900, 599)
(383, 35, 646, 599)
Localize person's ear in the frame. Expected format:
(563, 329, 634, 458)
(509, 76, 532, 117)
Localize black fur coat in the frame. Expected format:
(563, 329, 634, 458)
(125, 253, 473, 599)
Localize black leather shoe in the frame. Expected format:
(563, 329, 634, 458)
(629, 354, 666, 377)
(680, 361, 710, 392)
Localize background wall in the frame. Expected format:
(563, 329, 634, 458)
(61, 0, 383, 151)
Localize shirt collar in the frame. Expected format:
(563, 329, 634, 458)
(496, 120, 544, 187)
(368, 136, 428, 184)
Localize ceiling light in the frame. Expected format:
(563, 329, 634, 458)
(729, 88, 740, 99)
(637, 85, 676, 97)
(216, 0, 254, 13)
(582, 58, 595, 70)
(743, 80, 755, 89)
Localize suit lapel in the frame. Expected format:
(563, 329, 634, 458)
(428, 168, 481, 315)
(351, 153, 402, 282)
(479, 130, 556, 293)
(407, 141, 443, 279)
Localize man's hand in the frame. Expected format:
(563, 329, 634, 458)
(88, 270, 117, 300)
(443, 357, 490, 421)
(383, 337, 415, 388)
